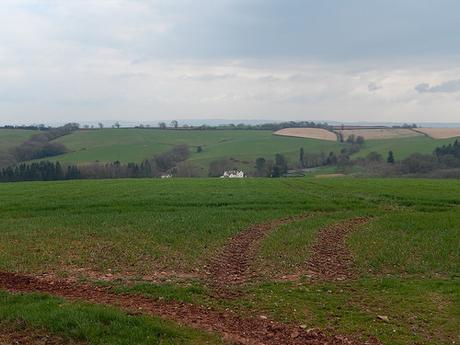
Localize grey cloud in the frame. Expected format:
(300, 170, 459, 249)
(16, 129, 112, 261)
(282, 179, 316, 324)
(415, 79, 460, 93)
(258, 75, 282, 82)
(180, 73, 236, 82)
(12, 0, 459, 61)
(368, 82, 382, 92)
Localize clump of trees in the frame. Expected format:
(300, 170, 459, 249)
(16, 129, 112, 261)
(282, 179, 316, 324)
(208, 159, 235, 177)
(0, 123, 79, 169)
(354, 140, 460, 178)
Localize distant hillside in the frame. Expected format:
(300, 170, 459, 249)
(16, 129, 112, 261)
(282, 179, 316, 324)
(3, 127, 460, 177)
(0, 129, 38, 154)
(50, 129, 342, 173)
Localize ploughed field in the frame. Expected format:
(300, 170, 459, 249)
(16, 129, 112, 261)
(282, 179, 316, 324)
(0, 178, 458, 344)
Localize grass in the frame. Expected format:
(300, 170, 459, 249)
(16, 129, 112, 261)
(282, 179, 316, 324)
(51, 129, 342, 171)
(349, 210, 460, 277)
(257, 212, 357, 277)
(242, 277, 459, 345)
(0, 178, 373, 276)
(0, 177, 459, 344)
(0, 129, 37, 153)
(49, 128, 457, 168)
(353, 136, 455, 160)
(0, 291, 221, 344)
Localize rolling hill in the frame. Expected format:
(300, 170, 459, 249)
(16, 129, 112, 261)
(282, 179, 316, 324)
(51, 128, 343, 168)
(3, 127, 460, 176)
(0, 129, 38, 154)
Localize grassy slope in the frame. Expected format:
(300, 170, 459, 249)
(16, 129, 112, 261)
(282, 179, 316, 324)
(52, 129, 341, 168)
(51, 129, 459, 169)
(0, 178, 458, 344)
(0, 291, 221, 345)
(0, 129, 37, 153)
(353, 135, 457, 160)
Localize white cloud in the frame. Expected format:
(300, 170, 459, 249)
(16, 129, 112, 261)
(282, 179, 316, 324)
(0, 1, 459, 124)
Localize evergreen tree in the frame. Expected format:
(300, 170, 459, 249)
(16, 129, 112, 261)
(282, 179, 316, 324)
(299, 148, 305, 168)
(387, 151, 395, 164)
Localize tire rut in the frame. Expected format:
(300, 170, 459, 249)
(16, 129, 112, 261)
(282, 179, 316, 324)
(0, 272, 380, 345)
(207, 214, 309, 297)
(306, 217, 370, 281)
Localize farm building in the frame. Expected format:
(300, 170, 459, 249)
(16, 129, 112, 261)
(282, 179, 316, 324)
(221, 170, 245, 178)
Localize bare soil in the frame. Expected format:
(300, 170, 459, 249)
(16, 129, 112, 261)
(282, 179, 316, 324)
(306, 217, 370, 281)
(274, 128, 337, 141)
(413, 128, 460, 139)
(0, 324, 82, 345)
(207, 215, 309, 297)
(337, 128, 421, 140)
(0, 271, 379, 345)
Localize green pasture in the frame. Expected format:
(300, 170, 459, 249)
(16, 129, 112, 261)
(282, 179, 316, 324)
(0, 291, 221, 345)
(0, 129, 37, 153)
(0, 177, 458, 344)
(51, 129, 342, 169)
(353, 135, 457, 160)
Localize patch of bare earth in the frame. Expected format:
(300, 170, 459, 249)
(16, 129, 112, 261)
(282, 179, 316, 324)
(0, 272, 380, 345)
(206, 215, 309, 297)
(413, 128, 460, 139)
(0, 325, 82, 345)
(337, 128, 420, 140)
(306, 217, 370, 281)
(39, 268, 199, 285)
(274, 128, 337, 141)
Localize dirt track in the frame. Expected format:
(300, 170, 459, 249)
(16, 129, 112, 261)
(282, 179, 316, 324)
(207, 214, 308, 297)
(306, 217, 370, 281)
(0, 216, 380, 344)
(0, 271, 379, 345)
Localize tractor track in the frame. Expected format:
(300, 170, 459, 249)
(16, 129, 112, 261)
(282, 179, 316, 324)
(207, 214, 309, 297)
(0, 271, 379, 345)
(306, 217, 370, 281)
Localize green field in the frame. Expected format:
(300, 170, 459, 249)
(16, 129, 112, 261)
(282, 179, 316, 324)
(0, 178, 458, 344)
(353, 135, 457, 160)
(3, 128, 458, 175)
(0, 129, 37, 154)
(51, 129, 342, 169)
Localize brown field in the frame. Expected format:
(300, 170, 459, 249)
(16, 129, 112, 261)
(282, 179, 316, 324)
(274, 127, 337, 141)
(414, 128, 460, 139)
(315, 173, 346, 178)
(338, 128, 422, 140)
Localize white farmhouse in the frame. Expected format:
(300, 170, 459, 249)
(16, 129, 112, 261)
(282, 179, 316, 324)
(221, 170, 245, 178)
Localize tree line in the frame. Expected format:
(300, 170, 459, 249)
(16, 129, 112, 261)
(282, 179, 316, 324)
(135, 120, 333, 131)
(0, 144, 192, 182)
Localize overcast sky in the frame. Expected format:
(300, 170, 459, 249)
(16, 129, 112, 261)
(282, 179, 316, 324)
(1, 0, 460, 125)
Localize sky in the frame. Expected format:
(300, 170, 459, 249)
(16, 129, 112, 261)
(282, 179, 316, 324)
(1, 0, 460, 125)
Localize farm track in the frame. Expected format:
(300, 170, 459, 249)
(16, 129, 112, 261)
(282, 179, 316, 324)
(306, 217, 370, 281)
(0, 272, 381, 345)
(207, 214, 309, 298)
